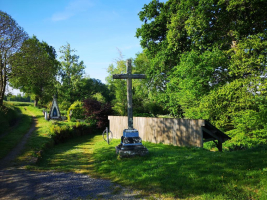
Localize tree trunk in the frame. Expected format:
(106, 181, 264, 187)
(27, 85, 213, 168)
(34, 97, 39, 107)
(0, 57, 7, 107)
(217, 141, 223, 152)
(0, 95, 3, 106)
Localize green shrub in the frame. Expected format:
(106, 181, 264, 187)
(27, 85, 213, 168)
(67, 101, 85, 121)
(223, 109, 267, 150)
(59, 100, 71, 112)
(203, 141, 217, 151)
(49, 123, 94, 144)
(92, 92, 106, 103)
(60, 110, 67, 117)
(133, 113, 153, 117)
(46, 101, 52, 110)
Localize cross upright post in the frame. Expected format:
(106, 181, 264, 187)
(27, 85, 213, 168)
(112, 59, 148, 158)
(126, 60, 133, 129)
(113, 59, 146, 129)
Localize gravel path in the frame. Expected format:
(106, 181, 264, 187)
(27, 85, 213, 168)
(0, 117, 147, 199)
(0, 168, 143, 199)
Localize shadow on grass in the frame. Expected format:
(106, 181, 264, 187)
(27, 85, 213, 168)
(92, 141, 267, 199)
(35, 134, 100, 174)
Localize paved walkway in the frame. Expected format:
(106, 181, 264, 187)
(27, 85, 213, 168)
(0, 116, 146, 199)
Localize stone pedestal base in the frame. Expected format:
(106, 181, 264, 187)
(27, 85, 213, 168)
(115, 143, 149, 158)
(50, 117, 62, 121)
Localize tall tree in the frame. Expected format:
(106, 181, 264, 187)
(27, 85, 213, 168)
(133, 52, 168, 116)
(106, 54, 167, 116)
(0, 11, 28, 106)
(58, 43, 85, 103)
(9, 36, 59, 106)
(136, 0, 267, 97)
(136, 0, 267, 147)
(106, 60, 127, 115)
(76, 77, 111, 103)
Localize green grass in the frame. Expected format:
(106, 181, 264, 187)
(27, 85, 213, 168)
(5, 102, 265, 199)
(15, 105, 54, 163)
(16, 105, 89, 164)
(32, 134, 267, 199)
(0, 102, 32, 159)
(31, 134, 99, 174)
(4, 101, 33, 105)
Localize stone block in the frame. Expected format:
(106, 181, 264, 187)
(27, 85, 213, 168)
(115, 144, 149, 158)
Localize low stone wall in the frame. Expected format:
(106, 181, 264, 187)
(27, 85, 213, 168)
(108, 116, 205, 147)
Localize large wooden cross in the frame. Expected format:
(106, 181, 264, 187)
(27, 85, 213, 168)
(113, 59, 146, 129)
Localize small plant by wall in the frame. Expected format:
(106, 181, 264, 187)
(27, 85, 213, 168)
(67, 101, 85, 121)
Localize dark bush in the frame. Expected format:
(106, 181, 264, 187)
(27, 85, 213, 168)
(0, 104, 18, 134)
(83, 98, 113, 129)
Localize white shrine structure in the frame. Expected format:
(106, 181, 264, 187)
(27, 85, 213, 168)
(49, 95, 61, 120)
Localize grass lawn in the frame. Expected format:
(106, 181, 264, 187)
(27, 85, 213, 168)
(0, 102, 32, 159)
(15, 104, 54, 164)
(33, 133, 267, 199)
(4, 102, 266, 199)
(15, 104, 89, 165)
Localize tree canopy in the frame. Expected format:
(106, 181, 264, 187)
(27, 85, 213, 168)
(106, 54, 167, 117)
(136, 0, 267, 148)
(9, 36, 59, 106)
(57, 43, 85, 104)
(0, 10, 28, 106)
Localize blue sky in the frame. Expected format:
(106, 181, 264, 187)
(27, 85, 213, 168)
(1, 0, 166, 94)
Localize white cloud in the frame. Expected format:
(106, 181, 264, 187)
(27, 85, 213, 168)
(51, 0, 93, 21)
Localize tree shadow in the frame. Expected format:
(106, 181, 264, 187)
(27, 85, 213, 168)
(93, 142, 266, 199)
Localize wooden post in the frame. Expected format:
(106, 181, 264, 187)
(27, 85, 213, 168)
(113, 59, 146, 130)
(218, 141, 223, 152)
(126, 60, 133, 129)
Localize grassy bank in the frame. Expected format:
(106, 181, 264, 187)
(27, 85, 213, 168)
(0, 102, 32, 159)
(15, 105, 54, 164)
(16, 105, 95, 165)
(33, 134, 267, 199)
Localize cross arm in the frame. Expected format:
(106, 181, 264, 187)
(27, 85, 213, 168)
(113, 74, 146, 79)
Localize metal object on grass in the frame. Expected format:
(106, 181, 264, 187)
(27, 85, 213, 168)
(103, 127, 113, 145)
